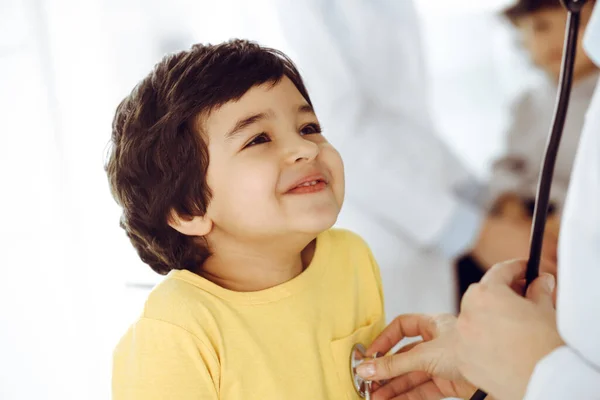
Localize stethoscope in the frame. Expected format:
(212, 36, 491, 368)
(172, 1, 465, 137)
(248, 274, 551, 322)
(349, 0, 589, 398)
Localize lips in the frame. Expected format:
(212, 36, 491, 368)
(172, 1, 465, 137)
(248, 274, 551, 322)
(286, 174, 328, 194)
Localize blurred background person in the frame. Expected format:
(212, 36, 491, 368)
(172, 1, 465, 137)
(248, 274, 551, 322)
(456, 0, 598, 299)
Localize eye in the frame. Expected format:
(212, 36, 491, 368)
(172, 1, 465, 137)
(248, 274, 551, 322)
(244, 133, 271, 149)
(300, 123, 322, 136)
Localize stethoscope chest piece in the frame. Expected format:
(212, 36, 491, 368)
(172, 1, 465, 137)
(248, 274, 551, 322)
(351, 343, 387, 398)
(350, 343, 369, 397)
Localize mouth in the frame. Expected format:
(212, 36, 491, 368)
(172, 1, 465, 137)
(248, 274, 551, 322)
(286, 175, 329, 194)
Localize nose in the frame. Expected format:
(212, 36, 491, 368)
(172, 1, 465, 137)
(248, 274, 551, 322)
(282, 134, 320, 164)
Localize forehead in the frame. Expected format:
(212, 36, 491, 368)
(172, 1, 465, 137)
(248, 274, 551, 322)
(196, 77, 309, 138)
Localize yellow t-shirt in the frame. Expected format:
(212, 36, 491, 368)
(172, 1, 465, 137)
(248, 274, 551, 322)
(113, 229, 385, 399)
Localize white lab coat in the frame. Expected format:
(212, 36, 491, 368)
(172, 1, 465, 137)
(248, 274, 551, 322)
(273, 0, 481, 318)
(524, 5, 600, 398)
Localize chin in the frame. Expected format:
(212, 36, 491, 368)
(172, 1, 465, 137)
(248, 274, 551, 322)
(296, 209, 339, 234)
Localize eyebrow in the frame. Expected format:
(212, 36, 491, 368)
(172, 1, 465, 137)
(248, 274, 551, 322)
(298, 104, 315, 115)
(225, 113, 269, 140)
(225, 104, 315, 140)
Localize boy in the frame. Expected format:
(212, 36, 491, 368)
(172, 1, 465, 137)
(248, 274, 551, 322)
(456, 0, 598, 298)
(106, 40, 385, 399)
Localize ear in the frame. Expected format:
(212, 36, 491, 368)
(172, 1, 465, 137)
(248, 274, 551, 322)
(168, 210, 213, 237)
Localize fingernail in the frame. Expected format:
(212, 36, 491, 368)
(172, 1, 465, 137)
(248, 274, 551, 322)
(544, 274, 556, 292)
(357, 361, 376, 379)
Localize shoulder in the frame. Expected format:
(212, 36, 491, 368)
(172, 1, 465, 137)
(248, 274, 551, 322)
(115, 273, 221, 365)
(134, 271, 221, 339)
(323, 228, 376, 259)
(322, 228, 378, 269)
(143, 272, 204, 313)
(325, 227, 371, 249)
(113, 314, 221, 397)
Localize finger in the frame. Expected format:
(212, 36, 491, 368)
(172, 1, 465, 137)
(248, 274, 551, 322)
(395, 340, 422, 355)
(367, 314, 436, 356)
(357, 344, 430, 381)
(372, 371, 431, 400)
(369, 340, 424, 392)
(525, 273, 556, 309)
(480, 259, 527, 286)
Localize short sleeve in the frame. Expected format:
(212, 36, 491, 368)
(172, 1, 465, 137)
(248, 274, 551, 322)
(112, 318, 220, 400)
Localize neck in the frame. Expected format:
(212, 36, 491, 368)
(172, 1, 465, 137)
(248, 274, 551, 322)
(198, 233, 317, 292)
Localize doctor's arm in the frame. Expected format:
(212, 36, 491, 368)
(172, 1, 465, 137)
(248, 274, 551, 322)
(274, 0, 482, 257)
(525, 16, 600, 398)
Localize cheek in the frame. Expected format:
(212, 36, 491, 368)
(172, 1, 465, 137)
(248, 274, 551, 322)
(209, 157, 280, 219)
(238, 171, 278, 201)
(319, 145, 345, 201)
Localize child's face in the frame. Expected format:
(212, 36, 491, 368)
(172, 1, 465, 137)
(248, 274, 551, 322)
(199, 77, 344, 242)
(516, 7, 595, 81)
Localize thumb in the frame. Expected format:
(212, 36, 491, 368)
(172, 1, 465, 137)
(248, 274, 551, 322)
(526, 273, 556, 309)
(356, 346, 428, 381)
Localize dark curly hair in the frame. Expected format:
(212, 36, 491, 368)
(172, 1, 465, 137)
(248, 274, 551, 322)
(105, 39, 313, 275)
(503, 0, 596, 24)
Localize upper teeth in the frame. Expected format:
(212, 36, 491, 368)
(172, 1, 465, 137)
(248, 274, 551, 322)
(299, 180, 320, 187)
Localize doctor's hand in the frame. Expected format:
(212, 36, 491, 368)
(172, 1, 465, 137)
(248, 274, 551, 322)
(357, 260, 563, 400)
(356, 314, 476, 400)
(454, 260, 563, 399)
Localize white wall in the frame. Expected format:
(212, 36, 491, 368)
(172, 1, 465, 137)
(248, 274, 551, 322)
(0, 1, 97, 398)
